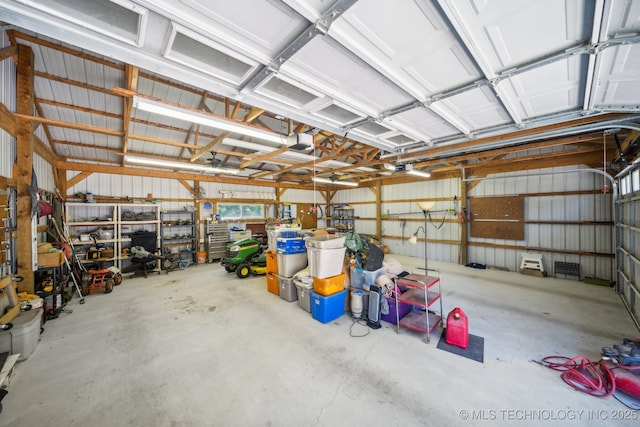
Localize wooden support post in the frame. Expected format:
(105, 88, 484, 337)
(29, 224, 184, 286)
(15, 44, 35, 293)
(373, 184, 381, 240)
(56, 167, 67, 199)
(459, 170, 468, 266)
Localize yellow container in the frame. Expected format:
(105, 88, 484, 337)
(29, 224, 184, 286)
(266, 272, 279, 295)
(265, 250, 278, 274)
(313, 272, 346, 296)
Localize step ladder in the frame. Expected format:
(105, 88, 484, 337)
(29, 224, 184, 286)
(520, 252, 545, 273)
(280, 203, 292, 219)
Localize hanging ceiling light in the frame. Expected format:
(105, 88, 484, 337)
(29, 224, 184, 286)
(312, 176, 359, 187)
(132, 96, 288, 145)
(124, 155, 239, 174)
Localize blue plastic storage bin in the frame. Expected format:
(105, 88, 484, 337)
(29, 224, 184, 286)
(276, 237, 306, 254)
(311, 289, 347, 323)
(280, 230, 298, 238)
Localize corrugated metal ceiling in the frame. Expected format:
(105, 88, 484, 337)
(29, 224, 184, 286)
(1, 0, 639, 185)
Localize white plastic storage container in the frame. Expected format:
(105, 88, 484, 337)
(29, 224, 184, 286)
(11, 309, 41, 361)
(307, 246, 346, 279)
(276, 252, 308, 277)
(305, 234, 346, 249)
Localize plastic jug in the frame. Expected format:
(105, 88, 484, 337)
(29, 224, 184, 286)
(446, 307, 469, 349)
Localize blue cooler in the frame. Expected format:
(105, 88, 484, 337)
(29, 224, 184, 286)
(311, 289, 347, 323)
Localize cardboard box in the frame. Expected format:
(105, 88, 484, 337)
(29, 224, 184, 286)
(37, 251, 64, 268)
(37, 243, 53, 253)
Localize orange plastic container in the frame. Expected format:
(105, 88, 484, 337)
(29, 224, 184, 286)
(313, 272, 346, 296)
(265, 250, 278, 274)
(266, 272, 279, 295)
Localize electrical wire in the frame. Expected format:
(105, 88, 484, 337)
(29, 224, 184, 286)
(349, 316, 370, 337)
(427, 211, 447, 229)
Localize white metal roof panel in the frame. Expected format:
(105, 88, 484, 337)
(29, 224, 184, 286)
(332, 0, 481, 99)
(439, 0, 593, 73)
(282, 36, 414, 116)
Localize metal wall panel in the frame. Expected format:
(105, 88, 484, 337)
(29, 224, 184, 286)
(469, 166, 615, 279)
(0, 31, 16, 180)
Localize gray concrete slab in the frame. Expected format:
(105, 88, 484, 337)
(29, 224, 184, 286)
(0, 256, 638, 426)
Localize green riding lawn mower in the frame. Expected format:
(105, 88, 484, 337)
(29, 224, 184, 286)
(221, 237, 268, 278)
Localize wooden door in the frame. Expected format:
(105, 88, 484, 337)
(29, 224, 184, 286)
(297, 203, 318, 230)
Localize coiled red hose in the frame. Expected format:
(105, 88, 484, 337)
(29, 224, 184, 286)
(542, 355, 615, 397)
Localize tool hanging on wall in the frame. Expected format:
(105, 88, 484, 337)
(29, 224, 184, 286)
(50, 217, 85, 304)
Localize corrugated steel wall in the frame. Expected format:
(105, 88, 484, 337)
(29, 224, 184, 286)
(271, 168, 615, 280)
(616, 165, 639, 327)
(469, 166, 614, 279)
(0, 31, 16, 179)
(381, 179, 461, 263)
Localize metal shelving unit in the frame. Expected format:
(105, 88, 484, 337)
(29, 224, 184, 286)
(118, 204, 160, 273)
(64, 202, 118, 268)
(394, 271, 443, 343)
(160, 210, 197, 264)
(332, 206, 354, 232)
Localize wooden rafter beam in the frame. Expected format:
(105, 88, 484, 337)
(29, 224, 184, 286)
(37, 98, 121, 119)
(240, 146, 289, 169)
(413, 133, 605, 169)
(57, 160, 312, 190)
(0, 46, 17, 62)
(10, 30, 123, 69)
(190, 102, 258, 162)
(0, 102, 16, 135)
(467, 149, 617, 176)
(177, 179, 194, 193)
(268, 145, 377, 178)
(397, 114, 630, 162)
(50, 139, 120, 153)
(122, 64, 138, 157)
(179, 91, 209, 158)
(34, 70, 120, 97)
(618, 130, 639, 154)
(67, 171, 93, 188)
(34, 100, 56, 150)
(13, 114, 122, 136)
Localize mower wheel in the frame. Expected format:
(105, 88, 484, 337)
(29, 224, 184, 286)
(104, 279, 114, 294)
(225, 264, 237, 273)
(113, 273, 123, 286)
(82, 284, 91, 296)
(236, 263, 251, 278)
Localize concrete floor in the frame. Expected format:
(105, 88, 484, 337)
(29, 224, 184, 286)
(1, 256, 638, 426)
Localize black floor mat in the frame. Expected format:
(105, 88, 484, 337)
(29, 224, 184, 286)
(0, 352, 8, 371)
(437, 329, 485, 363)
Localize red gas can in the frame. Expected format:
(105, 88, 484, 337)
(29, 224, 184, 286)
(446, 307, 469, 349)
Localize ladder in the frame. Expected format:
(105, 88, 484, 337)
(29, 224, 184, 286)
(280, 203, 292, 219)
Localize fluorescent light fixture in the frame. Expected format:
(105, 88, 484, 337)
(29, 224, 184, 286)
(133, 97, 288, 145)
(124, 155, 239, 174)
(407, 169, 431, 178)
(312, 177, 359, 187)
